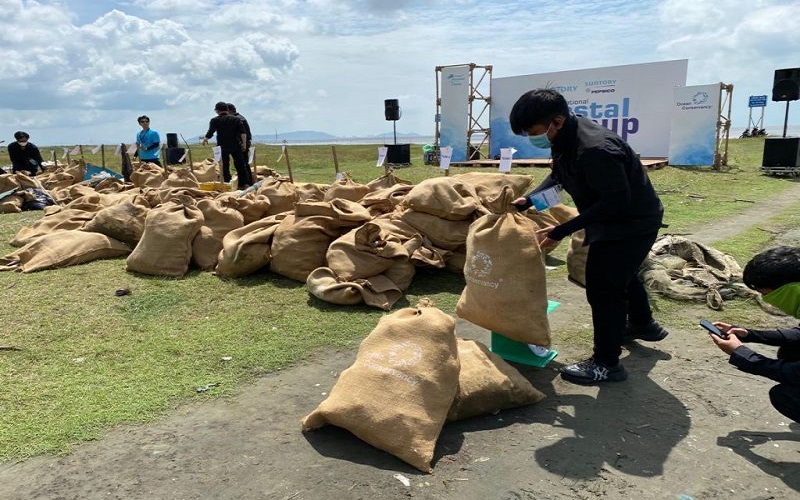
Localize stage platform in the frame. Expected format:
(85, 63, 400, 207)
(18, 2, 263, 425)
(450, 157, 668, 170)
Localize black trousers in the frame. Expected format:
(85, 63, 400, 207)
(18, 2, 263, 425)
(769, 384, 800, 423)
(585, 232, 658, 366)
(220, 148, 252, 189)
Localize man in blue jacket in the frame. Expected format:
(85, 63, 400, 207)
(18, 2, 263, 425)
(136, 115, 161, 166)
(509, 88, 667, 385)
(710, 246, 800, 423)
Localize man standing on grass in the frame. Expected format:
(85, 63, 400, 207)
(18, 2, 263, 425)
(510, 88, 668, 385)
(203, 101, 252, 189)
(136, 115, 161, 166)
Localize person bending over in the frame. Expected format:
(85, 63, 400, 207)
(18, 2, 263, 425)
(8, 131, 44, 176)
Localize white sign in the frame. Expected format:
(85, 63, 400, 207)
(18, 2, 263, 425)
(668, 83, 721, 166)
(376, 147, 388, 167)
(335, 172, 345, 181)
(114, 144, 122, 156)
(61, 147, 69, 159)
(212, 146, 222, 163)
(70, 145, 81, 155)
(126, 143, 137, 155)
(179, 150, 188, 163)
(248, 146, 256, 164)
(439, 146, 453, 170)
(440, 65, 471, 162)
(490, 59, 688, 159)
(499, 147, 515, 173)
(91, 145, 102, 154)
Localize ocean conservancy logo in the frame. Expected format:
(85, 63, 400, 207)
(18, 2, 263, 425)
(676, 91, 713, 110)
(692, 92, 709, 105)
(465, 251, 503, 289)
(387, 341, 423, 368)
(364, 349, 421, 386)
(447, 72, 466, 86)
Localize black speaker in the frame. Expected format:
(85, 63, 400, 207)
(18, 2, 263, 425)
(166, 133, 179, 148)
(384, 99, 400, 121)
(385, 144, 410, 165)
(762, 137, 800, 167)
(772, 68, 800, 101)
(166, 147, 186, 165)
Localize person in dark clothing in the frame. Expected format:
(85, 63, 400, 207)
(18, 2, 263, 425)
(710, 246, 800, 423)
(8, 131, 44, 176)
(202, 101, 252, 189)
(227, 103, 252, 151)
(509, 88, 667, 385)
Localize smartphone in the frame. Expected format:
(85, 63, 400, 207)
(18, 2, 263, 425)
(700, 319, 728, 339)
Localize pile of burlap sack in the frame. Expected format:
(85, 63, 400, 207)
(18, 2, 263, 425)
(0, 160, 590, 315)
(302, 299, 548, 472)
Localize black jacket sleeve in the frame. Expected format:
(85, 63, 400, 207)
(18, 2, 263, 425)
(730, 345, 800, 386)
(744, 325, 800, 346)
(205, 118, 217, 140)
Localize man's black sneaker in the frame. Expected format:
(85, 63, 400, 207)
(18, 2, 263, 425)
(560, 357, 628, 385)
(624, 319, 669, 342)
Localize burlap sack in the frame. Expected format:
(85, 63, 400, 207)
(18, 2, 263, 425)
(0, 195, 23, 213)
(326, 223, 412, 280)
(294, 182, 326, 202)
(10, 208, 96, 247)
(548, 204, 588, 287)
(403, 177, 486, 220)
(323, 173, 370, 202)
(306, 267, 404, 310)
(0, 230, 131, 273)
(216, 192, 272, 224)
(191, 199, 245, 270)
(447, 339, 546, 422)
(126, 201, 204, 276)
(396, 209, 471, 250)
(302, 300, 460, 473)
(215, 214, 287, 277)
(43, 172, 80, 191)
(191, 159, 220, 182)
(455, 187, 551, 346)
(366, 171, 411, 192)
(270, 200, 372, 282)
(444, 246, 467, 274)
(452, 172, 534, 202)
(82, 200, 149, 245)
(255, 177, 299, 215)
(161, 168, 200, 189)
(131, 163, 166, 188)
(93, 177, 129, 194)
(360, 184, 413, 216)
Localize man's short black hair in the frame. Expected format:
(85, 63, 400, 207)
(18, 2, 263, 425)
(227, 103, 236, 113)
(509, 88, 570, 135)
(13, 131, 29, 141)
(743, 246, 800, 290)
(137, 115, 150, 123)
(215, 101, 228, 112)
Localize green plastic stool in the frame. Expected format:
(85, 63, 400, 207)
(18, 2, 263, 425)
(491, 300, 560, 368)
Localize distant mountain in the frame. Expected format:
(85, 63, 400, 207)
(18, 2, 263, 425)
(252, 130, 338, 142)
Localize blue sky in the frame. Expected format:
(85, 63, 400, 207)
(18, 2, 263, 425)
(1, 0, 798, 145)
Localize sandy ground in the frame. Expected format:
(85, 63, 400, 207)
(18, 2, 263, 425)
(1, 179, 799, 500)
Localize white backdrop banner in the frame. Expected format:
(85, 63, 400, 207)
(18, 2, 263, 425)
(439, 65, 471, 162)
(490, 60, 688, 159)
(668, 84, 720, 166)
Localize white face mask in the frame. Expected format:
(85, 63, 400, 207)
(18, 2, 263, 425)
(17, 141, 28, 146)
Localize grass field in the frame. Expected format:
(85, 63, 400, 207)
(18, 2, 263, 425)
(0, 137, 797, 462)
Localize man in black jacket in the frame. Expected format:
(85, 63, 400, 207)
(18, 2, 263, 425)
(710, 246, 800, 423)
(202, 101, 252, 189)
(8, 131, 44, 176)
(510, 88, 667, 385)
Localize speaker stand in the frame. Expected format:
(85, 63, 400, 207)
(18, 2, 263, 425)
(783, 101, 791, 138)
(392, 121, 397, 145)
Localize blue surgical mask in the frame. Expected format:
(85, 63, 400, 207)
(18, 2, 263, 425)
(528, 123, 553, 149)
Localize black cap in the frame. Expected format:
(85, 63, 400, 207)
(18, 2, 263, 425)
(214, 101, 228, 111)
(14, 131, 29, 141)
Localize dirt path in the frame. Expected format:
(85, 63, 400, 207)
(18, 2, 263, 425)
(2, 183, 800, 500)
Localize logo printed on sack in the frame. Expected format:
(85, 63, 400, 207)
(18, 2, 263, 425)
(364, 352, 420, 386)
(387, 341, 423, 368)
(468, 252, 493, 278)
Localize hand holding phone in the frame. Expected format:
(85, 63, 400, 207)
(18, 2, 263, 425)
(700, 319, 728, 339)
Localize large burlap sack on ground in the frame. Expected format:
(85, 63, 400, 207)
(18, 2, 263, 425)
(10, 208, 96, 247)
(447, 339, 546, 422)
(366, 171, 411, 191)
(306, 267, 404, 310)
(403, 177, 487, 220)
(326, 222, 412, 280)
(302, 300, 460, 473)
(161, 168, 200, 189)
(82, 200, 149, 245)
(294, 182, 326, 202)
(0, 193, 25, 213)
(548, 204, 588, 287)
(360, 183, 413, 216)
(255, 177, 299, 215)
(323, 173, 370, 202)
(396, 209, 471, 250)
(452, 172, 534, 202)
(456, 187, 551, 346)
(191, 198, 245, 270)
(270, 200, 372, 282)
(215, 192, 271, 225)
(0, 230, 130, 273)
(126, 201, 204, 276)
(191, 159, 219, 182)
(131, 162, 166, 188)
(215, 214, 287, 277)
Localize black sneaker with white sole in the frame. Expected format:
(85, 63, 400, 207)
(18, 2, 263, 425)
(560, 357, 628, 385)
(624, 319, 669, 342)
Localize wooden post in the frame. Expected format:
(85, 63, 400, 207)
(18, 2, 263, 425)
(52, 149, 58, 170)
(160, 145, 167, 173)
(283, 144, 293, 183)
(101, 145, 106, 168)
(187, 147, 193, 171)
(120, 143, 133, 183)
(331, 145, 340, 178)
(78, 145, 84, 161)
(66, 148, 71, 166)
(251, 146, 256, 182)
